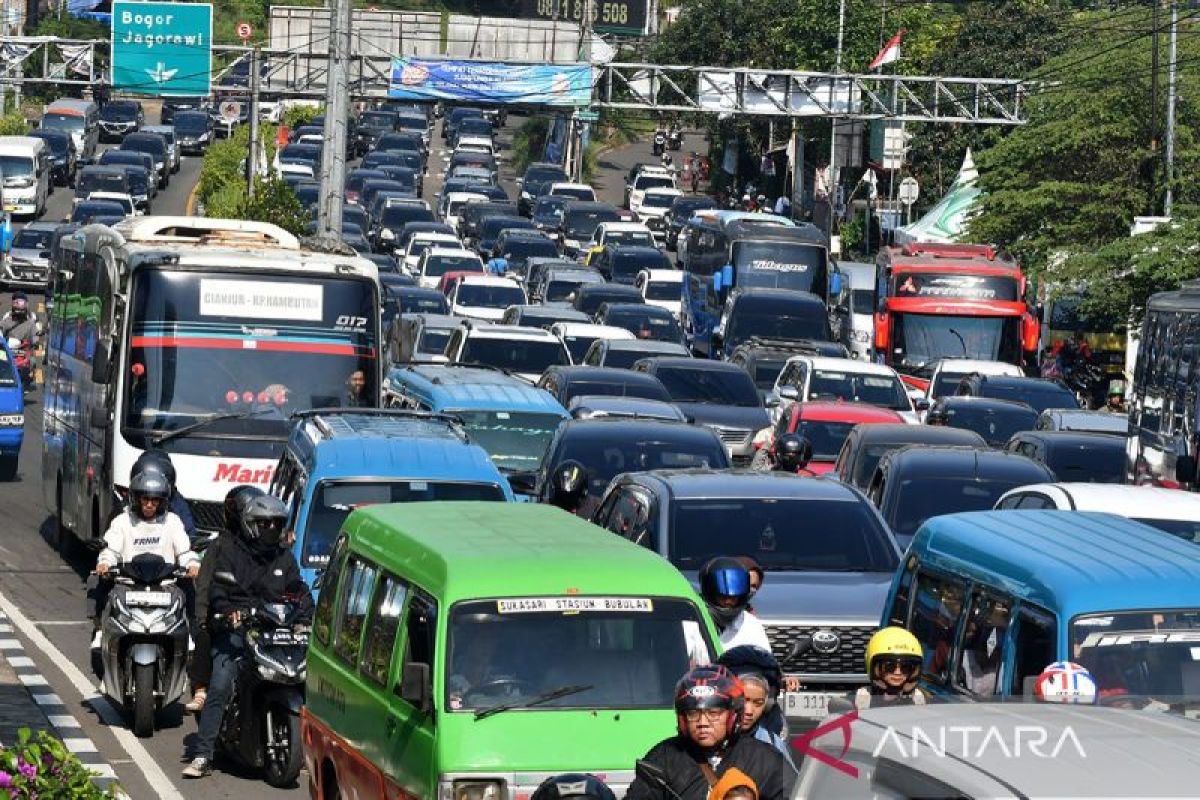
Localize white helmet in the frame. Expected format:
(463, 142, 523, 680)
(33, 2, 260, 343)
(1033, 661, 1098, 704)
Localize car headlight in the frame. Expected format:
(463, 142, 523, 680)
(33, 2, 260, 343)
(851, 330, 871, 343)
(0, 414, 24, 426)
(452, 780, 505, 800)
(381, 229, 395, 240)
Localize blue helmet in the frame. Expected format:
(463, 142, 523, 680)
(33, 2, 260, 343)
(531, 774, 616, 800)
(699, 556, 752, 628)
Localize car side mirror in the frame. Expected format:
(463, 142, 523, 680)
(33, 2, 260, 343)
(778, 385, 799, 401)
(764, 395, 780, 408)
(914, 397, 930, 412)
(1177, 454, 1197, 486)
(399, 662, 432, 714)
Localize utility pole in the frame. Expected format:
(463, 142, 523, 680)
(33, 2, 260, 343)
(247, 45, 261, 200)
(826, 0, 848, 240)
(1149, 0, 1161, 216)
(1165, 0, 1178, 217)
(318, 0, 353, 236)
(572, 0, 593, 182)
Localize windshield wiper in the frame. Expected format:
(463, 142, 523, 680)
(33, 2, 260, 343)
(154, 408, 278, 445)
(474, 683, 593, 721)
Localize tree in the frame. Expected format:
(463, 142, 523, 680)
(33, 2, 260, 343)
(239, 177, 308, 236)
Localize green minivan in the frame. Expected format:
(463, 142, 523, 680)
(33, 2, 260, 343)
(302, 502, 719, 800)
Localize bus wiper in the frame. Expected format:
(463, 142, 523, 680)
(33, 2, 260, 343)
(473, 683, 593, 721)
(154, 408, 278, 445)
(948, 328, 968, 356)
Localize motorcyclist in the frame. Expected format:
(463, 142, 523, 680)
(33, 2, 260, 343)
(90, 465, 199, 666)
(549, 460, 590, 517)
(716, 646, 795, 767)
(625, 666, 795, 800)
(772, 434, 814, 475)
(1105, 380, 1126, 414)
(853, 627, 927, 710)
(700, 557, 770, 652)
(183, 493, 312, 779)
(131, 448, 197, 540)
(532, 773, 617, 800)
(0, 292, 38, 343)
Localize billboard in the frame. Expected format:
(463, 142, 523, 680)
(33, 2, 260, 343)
(461, 0, 649, 36)
(388, 58, 593, 106)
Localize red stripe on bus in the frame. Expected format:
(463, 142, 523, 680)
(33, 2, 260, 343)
(131, 336, 364, 356)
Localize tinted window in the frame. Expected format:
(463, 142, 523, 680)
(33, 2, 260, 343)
(728, 302, 829, 343)
(605, 308, 681, 343)
(460, 337, 569, 373)
(398, 292, 449, 315)
(360, 574, 407, 686)
(793, 420, 857, 460)
(564, 208, 620, 238)
(451, 410, 563, 472)
(12, 228, 52, 250)
(890, 476, 1035, 537)
(655, 367, 760, 407)
(455, 283, 525, 309)
(1010, 607, 1057, 696)
(562, 378, 671, 404)
(908, 572, 966, 684)
(956, 594, 1011, 696)
(979, 380, 1078, 414)
(424, 255, 483, 278)
(1043, 439, 1126, 483)
(555, 430, 728, 496)
(940, 403, 1038, 447)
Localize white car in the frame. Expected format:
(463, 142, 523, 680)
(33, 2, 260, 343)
(836, 260, 876, 360)
(448, 275, 528, 322)
(443, 322, 571, 383)
(770, 355, 916, 424)
(628, 169, 677, 216)
(417, 247, 485, 289)
(924, 358, 1026, 404)
(549, 321, 636, 364)
(636, 187, 683, 241)
(635, 269, 685, 320)
(582, 221, 657, 263)
(439, 191, 488, 230)
(84, 191, 139, 216)
(402, 232, 461, 273)
(994, 482, 1200, 541)
(454, 135, 496, 156)
(549, 182, 597, 202)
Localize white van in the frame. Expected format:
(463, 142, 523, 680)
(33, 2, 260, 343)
(42, 98, 99, 163)
(835, 261, 876, 360)
(0, 136, 51, 218)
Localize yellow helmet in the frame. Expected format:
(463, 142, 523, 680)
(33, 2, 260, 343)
(864, 627, 923, 674)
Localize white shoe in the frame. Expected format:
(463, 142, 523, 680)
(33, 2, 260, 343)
(90, 631, 101, 649)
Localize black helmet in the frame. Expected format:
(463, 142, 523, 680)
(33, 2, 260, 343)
(133, 448, 176, 490)
(925, 401, 949, 426)
(551, 460, 588, 511)
(531, 774, 617, 800)
(129, 465, 171, 521)
(239, 494, 288, 550)
(775, 433, 811, 473)
(717, 645, 784, 700)
(224, 485, 264, 533)
(699, 556, 752, 629)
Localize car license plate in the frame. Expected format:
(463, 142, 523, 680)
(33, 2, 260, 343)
(784, 691, 838, 719)
(125, 591, 171, 607)
(3, 206, 15, 212)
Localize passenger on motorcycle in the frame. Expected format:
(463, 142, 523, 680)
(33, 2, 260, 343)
(0, 292, 39, 343)
(183, 494, 311, 779)
(90, 466, 199, 653)
(624, 665, 795, 800)
(716, 646, 796, 770)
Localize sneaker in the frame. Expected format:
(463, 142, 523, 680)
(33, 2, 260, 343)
(90, 630, 101, 649)
(181, 757, 211, 779)
(184, 690, 206, 713)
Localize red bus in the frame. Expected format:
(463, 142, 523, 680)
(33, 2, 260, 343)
(873, 243, 1040, 391)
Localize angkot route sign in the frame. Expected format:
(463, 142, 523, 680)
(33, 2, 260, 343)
(111, 1, 213, 96)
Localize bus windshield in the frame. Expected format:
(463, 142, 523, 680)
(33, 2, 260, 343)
(732, 241, 828, 298)
(892, 313, 1022, 371)
(123, 270, 378, 441)
(41, 113, 84, 133)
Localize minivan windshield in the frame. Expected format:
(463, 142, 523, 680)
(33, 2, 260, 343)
(301, 479, 505, 566)
(1073, 610, 1200, 708)
(450, 410, 562, 472)
(41, 113, 84, 133)
(0, 155, 33, 179)
(447, 597, 714, 712)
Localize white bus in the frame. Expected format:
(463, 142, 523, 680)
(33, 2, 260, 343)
(42, 217, 382, 549)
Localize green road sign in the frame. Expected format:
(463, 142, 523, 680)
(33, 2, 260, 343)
(112, 1, 212, 97)
(577, 110, 600, 122)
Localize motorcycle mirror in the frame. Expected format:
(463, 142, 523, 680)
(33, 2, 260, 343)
(213, 571, 238, 588)
(635, 760, 671, 790)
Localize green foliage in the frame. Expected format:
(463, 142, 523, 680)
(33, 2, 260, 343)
(0, 728, 121, 798)
(197, 127, 251, 210)
(511, 116, 550, 177)
(282, 104, 321, 130)
(240, 177, 309, 236)
(0, 114, 29, 135)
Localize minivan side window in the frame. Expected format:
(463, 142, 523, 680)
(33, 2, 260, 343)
(1009, 606, 1057, 696)
(955, 593, 1012, 697)
(334, 557, 379, 665)
(359, 573, 408, 686)
(887, 557, 917, 627)
(313, 535, 349, 647)
(907, 571, 967, 684)
(399, 592, 437, 700)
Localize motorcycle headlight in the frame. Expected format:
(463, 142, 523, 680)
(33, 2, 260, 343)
(0, 414, 23, 426)
(452, 779, 505, 800)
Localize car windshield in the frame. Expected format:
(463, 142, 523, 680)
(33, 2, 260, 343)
(635, 176, 675, 191)
(41, 113, 83, 133)
(979, 381, 1077, 414)
(0, 155, 33, 178)
(732, 242, 828, 298)
(302, 479, 504, 566)
(850, 289, 874, 314)
(460, 337, 568, 374)
(12, 228, 52, 250)
(941, 404, 1038, 446)
(565, 209, 618, 238)
(399, 293, 449, 314)
(893, 314, 1023, 370)
(418, 327, 452, 356)
(555, 187, 595, 201)
(33, 134, 68, 156)
(174, 113, 209, 134)
(71, 202, 124, 222)
(563, 379, 670, 405)
(807, 370, 910, 411)
(122, 270, 378, 442)
(559, 431, 728, 495)
(751, 360, 788, 391)
(794, 420, 857, 460)
(101, 103, 137, 121)
(645, 281, 681, 302)
(451, 410, 562, 472)
(1072, 611, 1200, 707)
(890, 477, 1025, 536)
(446, 597, 713, 712)
(482, 218, 532, 240)
(641, 193, 677, 209)
(424, 255, 482, 278)
(670, 498, 898, 572)
(607, 309, 681, 343)
(656, 367, 761, 407)
(359, 112, 395, 130)
(558, 335, 600, 363)
(728, 307, 828, 344)
(852, 443, 908, 488)
(457, 283, 525, 309)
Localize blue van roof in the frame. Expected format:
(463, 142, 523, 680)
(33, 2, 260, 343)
(384, 364, 568, 416)
(913, 511, 1200, 616)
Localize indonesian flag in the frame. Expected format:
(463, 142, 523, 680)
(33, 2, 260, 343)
(869, 30, 904, 71)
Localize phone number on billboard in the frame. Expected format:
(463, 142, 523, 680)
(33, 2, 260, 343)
(536, 0, 641, 28)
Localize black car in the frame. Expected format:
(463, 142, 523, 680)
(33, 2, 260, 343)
(475, 215, 535, 258)
(374, 204, 435, 252)
(713, 288, 834, 359)
(727, 342, 829, 401)
(389, 286, 450, 316)
(834, 423, 987, 491)
(293, 181, 321, 211)
(592, 245, 672, 286)
(531, 195, 568, 233)
(572, 284, 644, 316)
(558, 202, 623, 257)
(581, 338, 691, 369)
(29, 129, 75, 186)
(458, 202, 519, 244)
(928, 395, 1039, 447)
(537, 365, 673, 408)
(955, 374, 1079, 414)
(75, 164, 130, 200)
(666, 195, 719, 250)
(71, 199, 128, 224)
(173, 110, 213, 155)
(366, 253, 402, 274)
(1004, 430, 1127, 484)
(499, 305, 589, 329)
(356, 110, 399, 149)
(866, 445, 1055, 547)
(119, 132, 170, 188)
(519, 162, 569, 216)
(98, 100, 143, 142)
(160, 96, 206, 125)
(527, 418, 730, 516)
(492, 231, 559, 278)
(113, 165, 152, 212)
(595, 303, 683, 344)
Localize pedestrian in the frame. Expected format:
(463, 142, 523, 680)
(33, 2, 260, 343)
(773, 195, 791, 217)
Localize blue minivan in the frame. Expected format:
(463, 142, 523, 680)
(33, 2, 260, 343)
(268, 409, 514, 589)
(884, 510, 1200, 706)
(382, 363, 569, 493)
(0, 340, 21, 480)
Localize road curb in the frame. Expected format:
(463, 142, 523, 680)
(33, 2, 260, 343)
(185, 180, 200, 216)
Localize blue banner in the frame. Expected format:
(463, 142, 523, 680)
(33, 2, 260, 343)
(388, 58, 592, 107)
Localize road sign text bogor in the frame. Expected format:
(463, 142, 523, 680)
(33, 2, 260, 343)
(112, 1, 213, 97)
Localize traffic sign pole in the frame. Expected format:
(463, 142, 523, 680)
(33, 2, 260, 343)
(248, 45, 261, 199)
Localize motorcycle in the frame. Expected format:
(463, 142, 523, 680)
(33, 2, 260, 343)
(211, 571, 308, 788)
(97, 555, 191, 738)
(667, 127, 682, 151)
(652, 130, 666, 156)
(1064, 361, 1105, 409)
(6, 337, 31, 390)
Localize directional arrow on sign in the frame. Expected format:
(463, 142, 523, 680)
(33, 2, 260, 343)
(145, 62, 179, 84)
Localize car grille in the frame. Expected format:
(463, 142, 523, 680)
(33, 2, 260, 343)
(188, 499, 226, 533)
(765, 623, 875, 678)
(712, 426, 752, 447)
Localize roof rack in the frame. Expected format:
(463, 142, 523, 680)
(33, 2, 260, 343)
(289, 407, 468, 441)
(114, 216, 300, 250)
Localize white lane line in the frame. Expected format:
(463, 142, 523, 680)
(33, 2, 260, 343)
(32, 620, 91, 626)
(6, 655, 33, 668)
(47, 714, 81, 728)
(0, 638, 22, 649)
(0, 590, 187, 800)
(17, 673, 48, 687)
(63, 737, 99, 753)
(31, 692, 63, 705)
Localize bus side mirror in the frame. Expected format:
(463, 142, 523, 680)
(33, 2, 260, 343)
(90, 339, 110, 384)
(830, 271, 843, 297)
(1177, 455, 1197, 486)
(399, 662, 432, 714)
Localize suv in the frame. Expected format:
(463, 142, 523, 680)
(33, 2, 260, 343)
(624, 164, 675, 212)
(119, 132, 170, 188)
(591, 469, 900, 719)
(443, 322, 571, 383)
(769, 355, 915, 424)
(954, 373, 1078, 414)
(385, 312, 457, 365)
(518, 162, 569, 216)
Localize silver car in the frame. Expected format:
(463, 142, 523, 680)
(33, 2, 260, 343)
(141, 125, 180, 173)
(2, 222, 57, 290)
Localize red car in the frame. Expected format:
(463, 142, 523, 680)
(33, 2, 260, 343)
(765, 401, 905, 475)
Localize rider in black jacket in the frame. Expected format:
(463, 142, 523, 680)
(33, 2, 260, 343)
(625, 666, 795, 800)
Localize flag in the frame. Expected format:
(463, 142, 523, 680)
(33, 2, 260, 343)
(868, 29, 904, 71)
